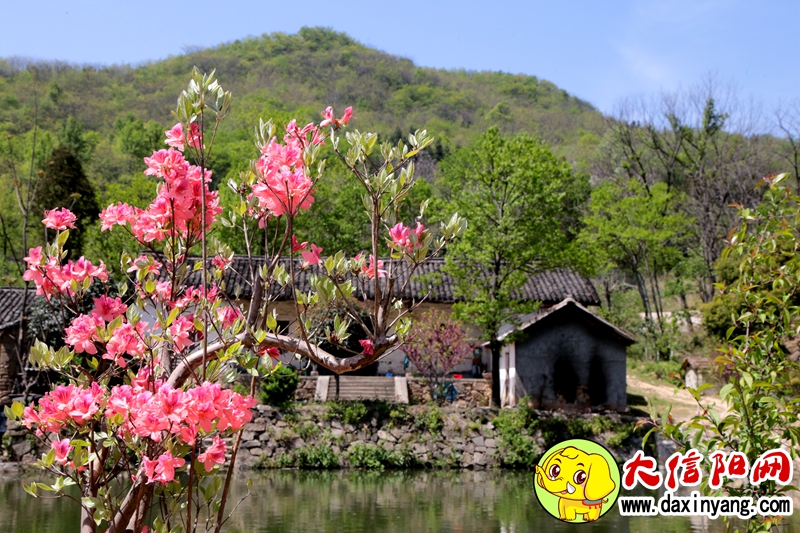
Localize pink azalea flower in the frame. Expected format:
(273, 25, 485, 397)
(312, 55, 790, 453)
(359, 339, 374, 356)
(99, 202, 135, 231)
(197, 435, 227, 472)
(91, 295, 128, 322)
(258, 346, 281, 359)
(361, 255, 387, 279)
(64, 313, 104, 354)
(179, 425, 198, 446)
(216, 305, 242, 329)
(301, 244, 323, 267)
(211, 255, 232, 271)
(168, 316, 194, 352)
(42, 208, 77, 230)
(153, 452, 185, 483)
(320, 106, 354, 128)
(291, 235, 308, 252)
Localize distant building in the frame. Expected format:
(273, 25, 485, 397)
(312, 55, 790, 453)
(183, 256, 602, 376)
(0, 287, 31, 411)
(493, 298, 634, 410)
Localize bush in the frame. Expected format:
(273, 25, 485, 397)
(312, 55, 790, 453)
(413, 406, 443, 434)
(323, 401, 368, 424)
(259, 364, 299, 407)
(347, 443, 417, 469)
(295, 444, 339, 469)
(493, 405, 540, 469)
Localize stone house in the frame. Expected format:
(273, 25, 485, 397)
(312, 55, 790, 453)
(493, 297, 634, 410)
(186, 256, 603, 376)
(0, 287, 31, 429)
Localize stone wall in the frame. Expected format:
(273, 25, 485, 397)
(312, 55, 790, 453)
(232, 403, 644, 471)
(405, 377, 491, 407)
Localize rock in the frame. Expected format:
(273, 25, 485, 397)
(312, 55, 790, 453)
(383, 442, 395, 452)
(442, 447, 452, 457)
(474, 453, 486, 466)
(461, 453, 473, 466)
(241, 431, 257, 442)
(471, 436, 484, 447)
(330, 428, 344, 438)
(465, 443, 476, 454)
(331, 420, 342, 429)
(11, 440, 32, 459)
(475, 446, 487, 454)
(249, 448, 263, 457)
(377, 430, 396, 442)
(243, 440, 261, 449)
(485, 438, 497, 448)
(259, 432, 270, 442)
(291, 438, 306, 450)
(247, 421, 267, 433)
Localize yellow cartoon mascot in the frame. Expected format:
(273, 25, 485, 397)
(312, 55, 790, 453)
(535, 446, 616, 522)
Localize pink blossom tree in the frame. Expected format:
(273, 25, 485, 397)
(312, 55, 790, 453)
(403, 309, 473, 401)
(3, 69, 466, 533)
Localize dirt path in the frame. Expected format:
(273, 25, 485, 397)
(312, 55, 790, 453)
(626, 374, 727, 423)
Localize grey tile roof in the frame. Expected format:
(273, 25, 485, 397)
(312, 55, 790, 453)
(0, 287, 32, 331)
(179, 256, 600, 306)
(495, 297, 635, 344)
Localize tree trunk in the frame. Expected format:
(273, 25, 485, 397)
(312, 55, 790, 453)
(490, 340, 502, 407)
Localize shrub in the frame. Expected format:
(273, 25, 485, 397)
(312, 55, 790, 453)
(259, 364, 299, 407)
(295, 444, 339, 469)
(347, 443, 417, 469)
(324, 401, 368, 425)
(414, 406, 443, 434)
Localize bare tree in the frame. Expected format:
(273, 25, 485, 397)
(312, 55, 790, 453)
(595, 78, 772, 302)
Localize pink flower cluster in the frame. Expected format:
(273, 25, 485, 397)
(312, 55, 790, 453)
(42, 208, 77, 231)
(389, 222, 426, 254)
(252, 133, 315, 217)
(24, 366, 256, 484)
(100, 142, 221, 243)
(23, 243, 108, 298)
(164, 122, 203, 151)
(320, 106, 353, 129)
(361, 255, 387, 279)
(22, 383, 104, 434)
(64, 297, 147, 367)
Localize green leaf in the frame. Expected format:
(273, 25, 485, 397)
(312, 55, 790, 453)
(10, 401, 23, 419)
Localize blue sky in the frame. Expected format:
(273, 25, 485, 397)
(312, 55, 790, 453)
(2, 1, 797, 118)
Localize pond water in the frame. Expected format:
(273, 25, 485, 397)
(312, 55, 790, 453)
(1, 470, 797, 533)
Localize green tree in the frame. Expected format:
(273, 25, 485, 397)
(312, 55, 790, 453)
(439, 127, 588, 403)
(34, 146, 99, 258)
(653, 174, 800, 533)
(579, 179, 691, 327)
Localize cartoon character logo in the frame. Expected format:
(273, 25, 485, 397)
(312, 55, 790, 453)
(534, 439, 620, 523)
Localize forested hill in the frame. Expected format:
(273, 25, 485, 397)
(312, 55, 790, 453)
(0, 27, 604, 162)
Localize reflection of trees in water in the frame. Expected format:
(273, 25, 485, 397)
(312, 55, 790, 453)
(0, 473, 769, 532)
(0, 477, 80, 533)
(221, 471, 667, 533)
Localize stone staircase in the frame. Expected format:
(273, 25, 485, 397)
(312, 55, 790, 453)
(314, 375, 408, 403)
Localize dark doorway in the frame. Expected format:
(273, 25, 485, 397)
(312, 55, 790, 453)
(553, 357, 578, 404)
(588, 356, 607, 406)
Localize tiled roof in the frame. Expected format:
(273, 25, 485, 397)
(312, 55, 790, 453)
(0, 287, 32, 331)
(179, 256, 600, 306)
(495, 297, 635, 344)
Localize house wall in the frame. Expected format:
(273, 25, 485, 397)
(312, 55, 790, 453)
(272, 301, 488, 376)
(0, 327, 21, 407)
(512, 308, 628, 411)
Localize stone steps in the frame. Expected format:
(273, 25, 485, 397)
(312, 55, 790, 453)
(314, 376, 408, 403)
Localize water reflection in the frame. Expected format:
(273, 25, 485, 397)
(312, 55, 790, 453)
(1, 471, 797, 533)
